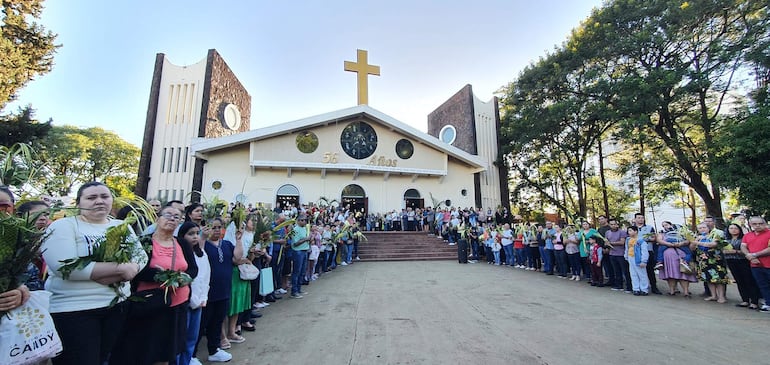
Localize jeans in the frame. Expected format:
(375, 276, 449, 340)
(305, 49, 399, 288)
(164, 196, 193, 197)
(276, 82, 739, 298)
(543, 248, 554, 273)
(528, 246, 541, 270)
(514, 247, 526, 266)
(567, 253, 581, 276)
(493, 251, 501, 265)
(750, 267, 770, 304)
(198, 298, 228, 356)
(629, 262, 650, 293)
(271, 244, 285, 292)
(580, 256, 591, 279)
(726, 259, 760, 305)
(503, 245, 514, 265)
(291, 250, 308, 295)
(610, 255, 629, 290)
(177, 306, 202, 365)
(471, 240, 480, 259)
(645, 246, 659, 291)
(345, 243, 354, 263)
(554, 249, 568, 276)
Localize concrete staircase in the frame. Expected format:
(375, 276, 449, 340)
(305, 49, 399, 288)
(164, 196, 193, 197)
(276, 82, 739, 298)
(356, 231, 456, 261)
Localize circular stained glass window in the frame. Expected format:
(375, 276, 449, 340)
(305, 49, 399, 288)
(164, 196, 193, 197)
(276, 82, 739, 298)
(296, 131, 319, 153)
(395, 139, 414, 159)
(340, 121, 378, 159)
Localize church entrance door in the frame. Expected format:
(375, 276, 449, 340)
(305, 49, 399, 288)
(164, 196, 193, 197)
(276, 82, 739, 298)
(276, 184, 300, 212)
(403, 189, 423, 209)
(341, 184, 367, 217)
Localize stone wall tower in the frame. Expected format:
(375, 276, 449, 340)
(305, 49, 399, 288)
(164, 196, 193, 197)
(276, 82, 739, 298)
(135, 49, 251, 202)
(427, 84, 509, 211)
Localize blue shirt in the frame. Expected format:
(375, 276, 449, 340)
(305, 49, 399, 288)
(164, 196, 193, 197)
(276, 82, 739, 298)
(204, 239, 234, 301)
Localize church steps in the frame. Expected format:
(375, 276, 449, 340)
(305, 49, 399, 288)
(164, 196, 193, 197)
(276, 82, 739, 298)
(355, 231, 459, 261)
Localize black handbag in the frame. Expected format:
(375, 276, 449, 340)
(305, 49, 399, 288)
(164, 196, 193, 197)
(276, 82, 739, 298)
(128, 288, 171, 317)
(128, 240, 178, 317)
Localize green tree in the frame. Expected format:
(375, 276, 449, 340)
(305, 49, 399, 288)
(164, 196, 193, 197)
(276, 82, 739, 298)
(500, 46, 620, 219)
(33, 126, 139, 196)
(713, 104, 770, 217)
(577, 0, 768, 222)
(0, 0, 58, 108)
(0, 105, 51, 146)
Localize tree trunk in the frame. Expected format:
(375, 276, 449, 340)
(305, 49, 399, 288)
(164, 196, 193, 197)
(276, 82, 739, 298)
(597, 138, 610, 218)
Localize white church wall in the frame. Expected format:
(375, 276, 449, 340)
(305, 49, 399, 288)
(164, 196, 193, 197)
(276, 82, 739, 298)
(146, 56, 207, 202)
(247, 120, 448, 170)
(472, 95, 503, 210)
(199, 142, 477, 214)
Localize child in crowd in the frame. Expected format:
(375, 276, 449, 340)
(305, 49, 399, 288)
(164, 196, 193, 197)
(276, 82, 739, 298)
(589, 235, 604, 287)
(492, 231, 502, 265)
(624, 226, 650, 296)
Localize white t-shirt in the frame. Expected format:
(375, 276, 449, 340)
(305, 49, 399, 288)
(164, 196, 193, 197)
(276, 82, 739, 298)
(42, 216, 148, 313)
(190, 250, 211, 309)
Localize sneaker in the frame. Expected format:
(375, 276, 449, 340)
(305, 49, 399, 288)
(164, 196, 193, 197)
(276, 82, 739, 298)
(253, 302, 268, 308)
(208, 349, 233, 362)
(299, 291, 309, 295)
(341, 262, 348, 266)
(291, 293, 303, 299)
(356, 256, 361, 260)
(760, 305, 770, 312)
(277, 288, 288, 294)
(611, 287, 621, 291)
(654, 262, 663, 270)
(624, 290, 633, 294)
(190, 358, 203, 365)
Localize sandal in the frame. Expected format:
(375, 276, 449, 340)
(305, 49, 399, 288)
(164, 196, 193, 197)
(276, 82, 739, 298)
(735, 302, 749, 308)
(227, 335, 246, 343)
(749, 304, 758, 310)
(220, 340, 231, 350)
(704, 297, 716, 301)
(683, 294, 691, 298)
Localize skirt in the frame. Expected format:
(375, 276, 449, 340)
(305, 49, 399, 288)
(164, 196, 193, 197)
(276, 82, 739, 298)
(659, 247, 697, 282)
(110, 303, 187, 364)
(229, 267, 252, 316)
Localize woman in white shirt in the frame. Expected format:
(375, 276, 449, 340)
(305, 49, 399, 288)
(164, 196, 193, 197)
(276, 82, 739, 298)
(42, 182, 148, 365)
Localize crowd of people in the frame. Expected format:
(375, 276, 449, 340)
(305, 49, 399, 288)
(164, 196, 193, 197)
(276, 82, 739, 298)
(3, 183, 770, 365)
(0, 184, 367, 365)
(444, 212, 770, 312)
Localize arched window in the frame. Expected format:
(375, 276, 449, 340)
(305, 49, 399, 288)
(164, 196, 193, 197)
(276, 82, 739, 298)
(403, 189, 421, 199)
(341, 184, 365, 198)
(341, 184, 367, 216)
(276, 184, 300, 210)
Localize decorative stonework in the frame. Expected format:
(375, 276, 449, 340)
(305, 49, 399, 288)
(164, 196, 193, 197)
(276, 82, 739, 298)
(427, 84, 477, 155)
(202, 50, 251, 139)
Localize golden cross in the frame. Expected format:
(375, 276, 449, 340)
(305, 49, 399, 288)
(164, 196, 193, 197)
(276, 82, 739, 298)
(344, 49, 380, 105)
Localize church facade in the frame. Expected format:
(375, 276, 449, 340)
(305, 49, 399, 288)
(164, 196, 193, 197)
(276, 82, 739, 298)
(135, 49, 509, 214)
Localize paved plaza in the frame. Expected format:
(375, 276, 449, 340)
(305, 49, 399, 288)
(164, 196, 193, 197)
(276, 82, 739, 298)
(208, 261, 769, 364)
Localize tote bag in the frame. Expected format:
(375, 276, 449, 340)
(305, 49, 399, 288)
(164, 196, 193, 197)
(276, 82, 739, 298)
(259, 267, 274, 296)
(0, 290, 63, 365)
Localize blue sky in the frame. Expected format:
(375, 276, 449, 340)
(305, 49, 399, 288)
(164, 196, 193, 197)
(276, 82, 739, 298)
(9, 0, 603, 147)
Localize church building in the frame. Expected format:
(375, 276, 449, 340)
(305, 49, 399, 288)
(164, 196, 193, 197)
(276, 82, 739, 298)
(135, 49, 509, 214)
